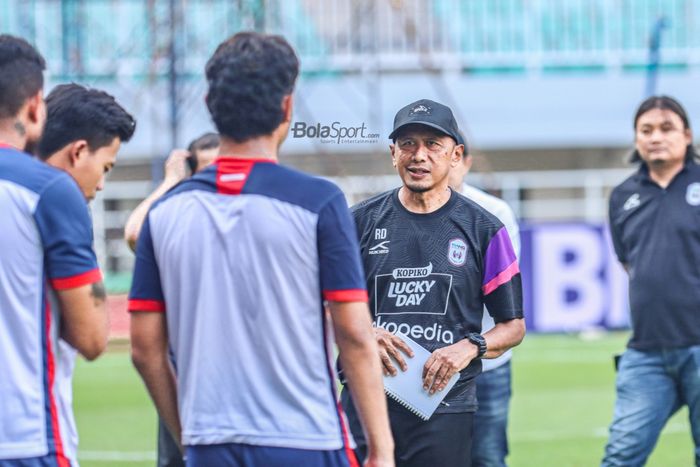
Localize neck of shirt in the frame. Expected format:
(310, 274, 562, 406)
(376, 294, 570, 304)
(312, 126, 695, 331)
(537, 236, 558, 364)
(643, 158, 688, 189)
(398, 185, 454, 214)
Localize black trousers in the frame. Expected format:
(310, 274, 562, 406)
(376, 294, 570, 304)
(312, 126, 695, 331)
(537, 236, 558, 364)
(340, 389, 473, 467)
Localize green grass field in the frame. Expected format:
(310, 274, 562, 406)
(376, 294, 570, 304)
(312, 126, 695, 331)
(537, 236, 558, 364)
(73, 332, 695, 466)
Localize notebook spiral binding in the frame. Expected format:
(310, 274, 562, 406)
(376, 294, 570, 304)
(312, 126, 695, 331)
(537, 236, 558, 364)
(384, 387, 429, 421)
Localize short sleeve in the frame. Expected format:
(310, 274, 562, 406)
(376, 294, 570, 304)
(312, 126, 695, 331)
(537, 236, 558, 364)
(608, 194, 627, 264)
(34, 175, 101, 290)
(482, 226, 523, 322)
(318, 191, 368, 302)
(128, 215, 165, 312)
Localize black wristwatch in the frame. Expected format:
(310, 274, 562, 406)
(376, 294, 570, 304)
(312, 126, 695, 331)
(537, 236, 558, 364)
(467, 333, 487, 358)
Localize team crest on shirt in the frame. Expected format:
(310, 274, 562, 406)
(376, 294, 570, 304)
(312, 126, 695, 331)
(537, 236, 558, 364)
(686, 183, 700, 206)
(447, 238, 467, 266)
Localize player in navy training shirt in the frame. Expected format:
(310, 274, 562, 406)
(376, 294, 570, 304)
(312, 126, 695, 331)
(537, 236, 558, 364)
(128, 32, 394, 467)
(0, 36, 113, 467)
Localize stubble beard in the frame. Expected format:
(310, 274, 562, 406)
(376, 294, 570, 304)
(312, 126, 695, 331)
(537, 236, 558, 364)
(404, 181, 431, 194)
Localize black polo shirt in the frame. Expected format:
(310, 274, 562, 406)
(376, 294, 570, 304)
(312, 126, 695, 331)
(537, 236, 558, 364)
(609, 159, 700, 350)
(349, 188, 523, 413)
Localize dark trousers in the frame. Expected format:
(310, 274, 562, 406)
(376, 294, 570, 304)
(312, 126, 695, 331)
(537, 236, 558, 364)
(158, 417, 185, 467)
(341, 389, 473, 467)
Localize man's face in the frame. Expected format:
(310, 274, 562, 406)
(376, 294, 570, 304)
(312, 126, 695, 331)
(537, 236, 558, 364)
(72, 137, 120, 201)
(390, 125, 462, 194)
(195, 146, 218, 172)
(635, 108, 691, 167)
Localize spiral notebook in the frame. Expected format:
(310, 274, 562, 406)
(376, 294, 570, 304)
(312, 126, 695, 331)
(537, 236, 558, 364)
(383, 333, 460, 421)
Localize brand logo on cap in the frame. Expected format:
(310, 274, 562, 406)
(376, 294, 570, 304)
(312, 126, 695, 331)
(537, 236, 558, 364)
(409, 104, 431, 115)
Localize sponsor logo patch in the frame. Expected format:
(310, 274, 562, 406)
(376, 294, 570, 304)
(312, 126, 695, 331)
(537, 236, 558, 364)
(219, 173, 247, 182)
(374, 263, 453, 316)
(369, 240, 390, 255)
(373, 315, 454, 344)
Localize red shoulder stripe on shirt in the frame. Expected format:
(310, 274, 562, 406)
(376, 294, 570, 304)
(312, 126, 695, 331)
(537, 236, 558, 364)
(323, 289, 369, 302)
(128, 299, 166, 313)
(50, 268, 102, 290)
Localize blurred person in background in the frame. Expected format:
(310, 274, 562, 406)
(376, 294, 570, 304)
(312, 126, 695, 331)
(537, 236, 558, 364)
(128, 32, 394, 467)
(124, 132, 219, 467)
(602, 95, 700, 466)
(0, 35, 118, 466)
(341, 99, 525, 467)
(124, 132, 220, 252)
(448, 133, 520, 467)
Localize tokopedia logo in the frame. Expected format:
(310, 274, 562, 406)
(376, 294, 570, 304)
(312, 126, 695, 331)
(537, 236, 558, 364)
(373, 315, 454, 344)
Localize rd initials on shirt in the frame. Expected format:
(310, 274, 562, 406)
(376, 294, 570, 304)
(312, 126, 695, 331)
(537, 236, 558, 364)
(387, 280, 436, 306)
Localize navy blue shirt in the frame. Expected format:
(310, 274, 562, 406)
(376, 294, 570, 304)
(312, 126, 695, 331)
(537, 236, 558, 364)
(609, 159, 700, 350)
(351, 188, 523, 413)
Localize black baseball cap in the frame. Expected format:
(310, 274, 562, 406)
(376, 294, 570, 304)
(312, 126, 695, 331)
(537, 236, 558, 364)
(389, 99, 462, 144)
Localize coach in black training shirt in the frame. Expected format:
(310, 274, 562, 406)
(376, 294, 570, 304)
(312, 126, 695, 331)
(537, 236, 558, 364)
(602, 96, 700, 466)
(341, 99, 525, 467)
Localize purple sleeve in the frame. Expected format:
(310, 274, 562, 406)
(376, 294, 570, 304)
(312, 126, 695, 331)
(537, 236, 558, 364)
(482, 227, 519, 295)
(482, 227, 523, 322)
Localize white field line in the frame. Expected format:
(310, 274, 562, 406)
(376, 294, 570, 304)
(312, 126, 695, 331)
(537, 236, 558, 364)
(513, 422, 689, 443)
(78, 450, 156, 462)
(516, 356, 614, 363)
(76, 423, 691, 461)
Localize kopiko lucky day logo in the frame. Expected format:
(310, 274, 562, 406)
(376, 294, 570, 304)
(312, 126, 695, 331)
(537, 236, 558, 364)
(374, 263, 454, 316)
(291, 121, 380, 144)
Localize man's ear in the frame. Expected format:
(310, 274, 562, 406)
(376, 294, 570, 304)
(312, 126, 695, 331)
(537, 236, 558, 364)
(68, 140, 89, 166)
(25, 91, 45, 126)
(450, 143, 463, 168)
(390, 143, 397, 168)
(281, 94, 293, 123)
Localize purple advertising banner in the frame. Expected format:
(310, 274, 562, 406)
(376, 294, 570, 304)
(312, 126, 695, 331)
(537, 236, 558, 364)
(520, 224, 630, 333)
